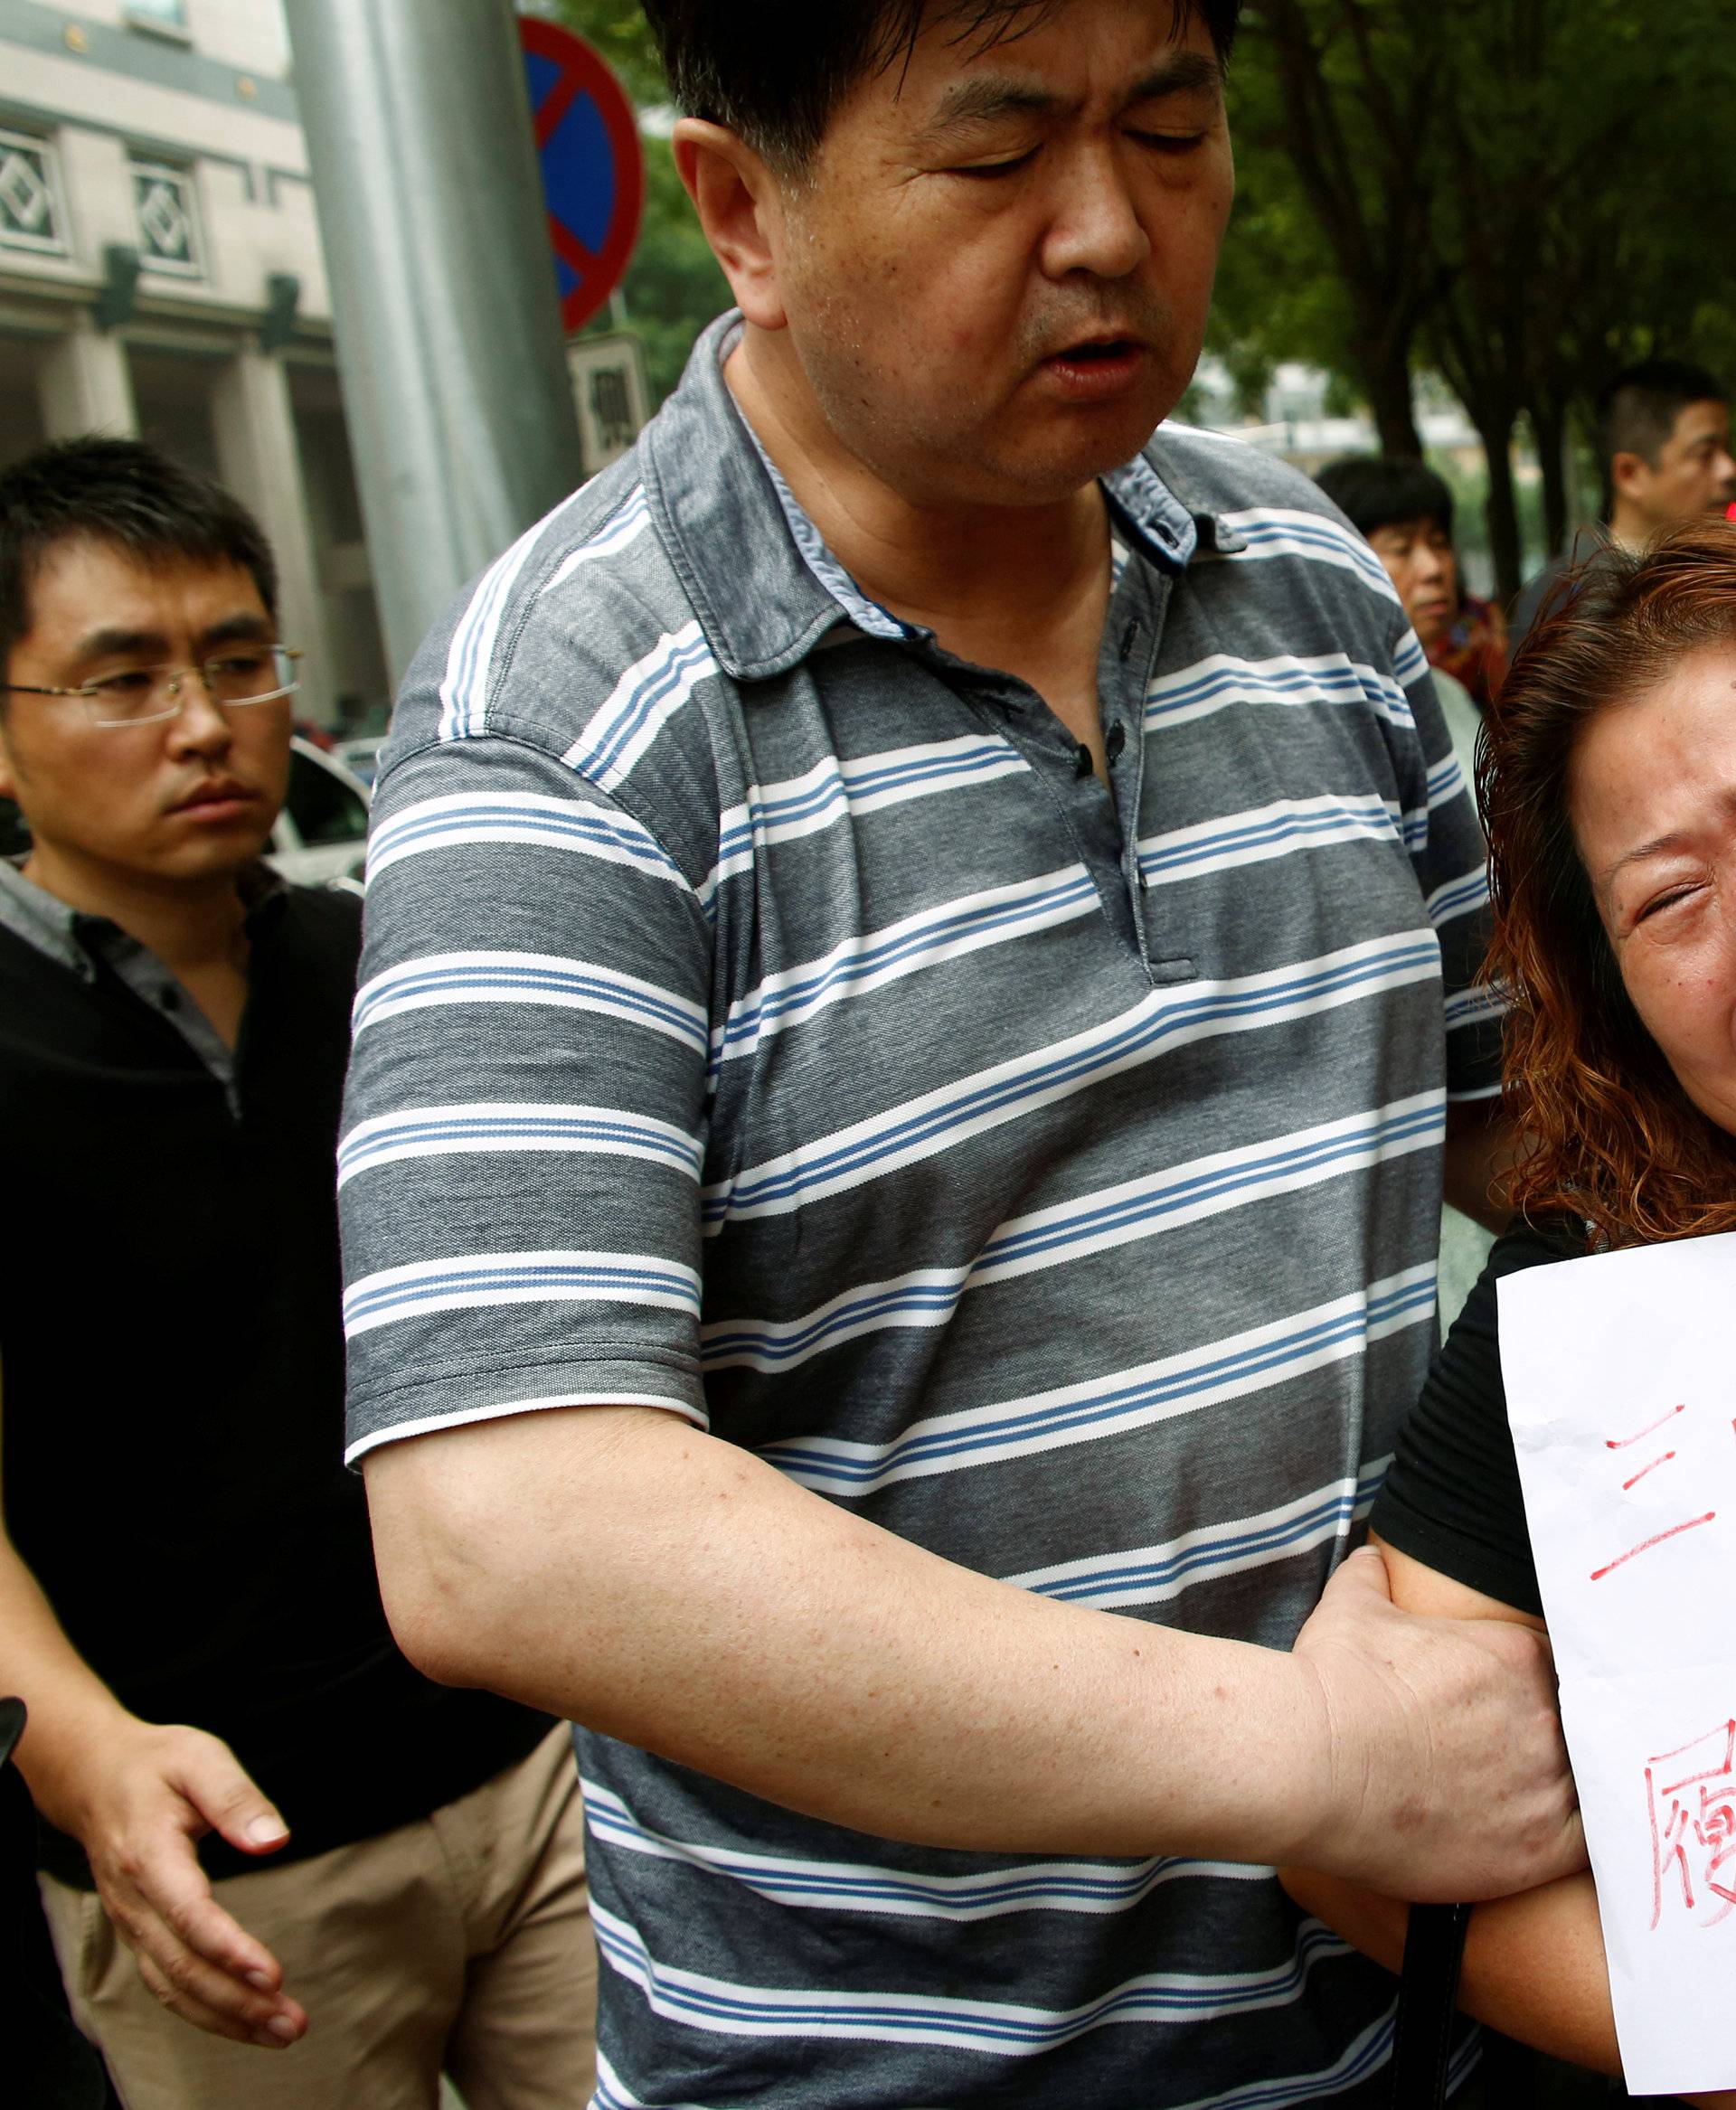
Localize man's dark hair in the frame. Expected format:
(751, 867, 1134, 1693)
(0, 436, 278, 681)
(1313, 455, 1454, 542)
(641, 0, 1242, 171)
(1597, 357, 1728, 472)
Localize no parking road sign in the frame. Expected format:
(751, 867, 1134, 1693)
(519, 18, 645, 336)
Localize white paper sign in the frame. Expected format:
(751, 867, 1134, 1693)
(1499, 1230, 1736, 2096)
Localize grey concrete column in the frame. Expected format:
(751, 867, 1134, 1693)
(212, 348, 337, 725)
(40, 318, 137, 440)
(281, 0, 586, 685)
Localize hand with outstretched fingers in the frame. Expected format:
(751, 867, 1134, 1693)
(65, 1719, 307, 2049)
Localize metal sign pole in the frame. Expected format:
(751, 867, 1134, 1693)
(283, 0, 586, 685)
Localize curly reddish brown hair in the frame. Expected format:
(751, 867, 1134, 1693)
(1481, 520, 1736, 1248)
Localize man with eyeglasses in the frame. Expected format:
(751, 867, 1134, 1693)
(0, 438, 596, 2109)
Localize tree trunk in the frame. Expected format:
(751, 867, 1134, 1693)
(1347, 290, 1425, 457)
(1481, 419, 1524, 605)
(1530, 396, 1570, 555)
(1252, 4, 1432, 464)
(1362, 354, 1425, 458)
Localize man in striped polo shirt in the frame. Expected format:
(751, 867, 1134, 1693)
(340, 2, 1583, 2102)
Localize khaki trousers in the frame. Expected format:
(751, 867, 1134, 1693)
(41, 1723, 596, 2110)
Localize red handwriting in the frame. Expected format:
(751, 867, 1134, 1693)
(1590, 1403, 1718, 1581)
(1621, 1449, 1678, 1492)
(1591, 1512, 1718, 1581)
(1607, 1403, 1686, 1450)
(1647, 1720, 1736, 1931)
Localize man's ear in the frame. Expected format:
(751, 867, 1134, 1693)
(1609, 448, 1654, 506)
(0, 715, 17, 803)
(672, 119, 789, 332)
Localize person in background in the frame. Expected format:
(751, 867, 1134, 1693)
(1314, 451, 1496, 1331)
(1284, 520, 1736, 2109)
(1313, 452, 1505, 719)
(0, 438, 595, 2110)
(1509, 356, 1736, 651)
(339, 4, 1580, 2105)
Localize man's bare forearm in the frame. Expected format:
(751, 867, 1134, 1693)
(364, 1403, 1580, 1897)
(0, 1512, 135, 1833)
(369, 1402, 1318, 1860)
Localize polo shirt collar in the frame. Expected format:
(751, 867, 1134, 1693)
(0, 854, 85, 975)
(640, 311, 1237, 683)
(1139, 428, 1253, 557)
(1100, 450, 1200, 566)
(639, 316, 849, 684)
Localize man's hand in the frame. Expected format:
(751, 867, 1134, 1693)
(0, 1478, 306, 2048)
(58, 1719, 307, 2049)
(1288, 1546, 1584, 1900)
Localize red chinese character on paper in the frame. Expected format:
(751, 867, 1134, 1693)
(1590, 1404, 1718, 1582)
(1646, 1720, 1736, 1930)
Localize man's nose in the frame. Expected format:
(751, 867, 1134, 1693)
(1042, 146, 1150, 280)
(164, 674, 233, 754)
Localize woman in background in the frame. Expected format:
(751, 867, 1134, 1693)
(1314, 454, 1509, 711)
(1315, 452, 1504, 1328)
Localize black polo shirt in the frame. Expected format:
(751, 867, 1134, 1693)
(0, 862, 546, 1887)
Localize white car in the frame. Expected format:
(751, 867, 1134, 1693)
(331, 734, 387, 791)
(268, 736, 373, 888)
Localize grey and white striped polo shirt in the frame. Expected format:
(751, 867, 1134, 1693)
(340, 314, 1494, 2109)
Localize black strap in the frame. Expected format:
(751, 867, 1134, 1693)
(1391, 1900, 1472, 2106)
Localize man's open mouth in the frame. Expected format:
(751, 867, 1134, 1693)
(1051, 338, 1138, 364)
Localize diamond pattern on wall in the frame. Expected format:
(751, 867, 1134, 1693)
(0, 134, 64, 253)
(133, 164, 203, 276)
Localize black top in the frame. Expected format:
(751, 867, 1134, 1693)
(0, 882, 546, 1888)
(1508, 528, 1616, 653)
(1370, 1217, 1590, 1619)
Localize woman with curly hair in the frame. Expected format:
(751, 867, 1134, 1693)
(1284, 520, 1736, 2101)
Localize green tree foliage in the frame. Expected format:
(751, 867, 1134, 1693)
(530, 0, 731, 403)
(528, 0, 666, 100)
(1216, 0, 1445, 458)
(1221, 0, 1736, 596)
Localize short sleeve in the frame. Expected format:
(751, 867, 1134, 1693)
(1371, 1220, 1586, 1616)
(1397, 644, 1503, 1103)
(338, 721, 715, 1466)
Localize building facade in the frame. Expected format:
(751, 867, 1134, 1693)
(0, 0, 389, 726)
